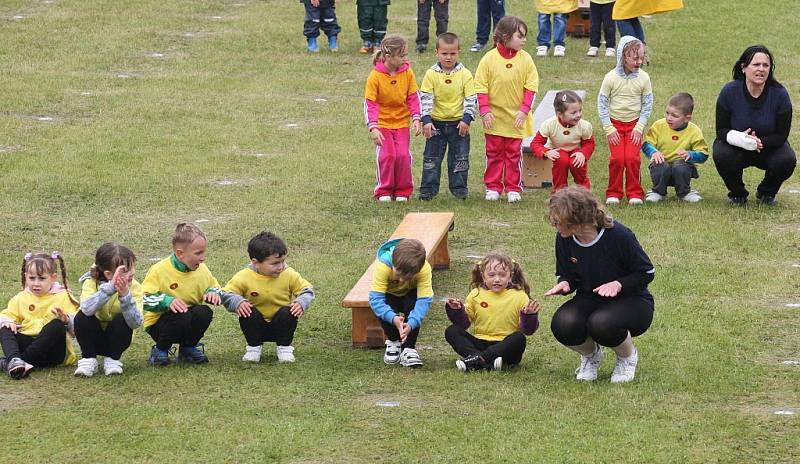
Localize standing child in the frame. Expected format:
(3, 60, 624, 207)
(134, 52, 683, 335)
(357, 0, 391, 54)
(532, 90, 596, 192)
(535, 0, 578, 57)
(142, 223, 222, 366)
(470, 0, 505, 52)
(364, 35, 422, 202)
(474, 16, 540, 202)
(74, 243, 143, 377)
(419, 32, 477, 200)
(415, 0, 449, 53)
(369, 238, 433, 368)
(0, 252, 78, 379)
(301, 0, 341, 53)
(444, 253, 540, 372)
(587, 0, 616, 57)
(222, 232, 314, 364)
(597, 35, 653, 205)
(643, 92, 709, 203)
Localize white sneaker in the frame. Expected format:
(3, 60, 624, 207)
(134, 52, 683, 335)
(536, 45, 547, 57)
(575, 344, 604, 381)
(384, 340, 401, 364)
(394, 196, 408, 202)
(492, 357, 503, 371)
(378, 195, 392, 202)
(242, 345, 262, 362)
(628, 198, 644, 205)
(680, 191, 702, 203)
(586, 46, 599, 57)
(400, 348, 423, 368)
(485, 190, 500, 201)
(103, 358, 123, 376)
(276, 345, 295, 363)
(645, 191, 664, 203)
(553, 45, 566, 57)
(74, 357, 98, 377)
(605, 47, 616, 57)
(507, 191, 522, 203)
(605, 196, 620, 205)
(611, 347, 639, 383)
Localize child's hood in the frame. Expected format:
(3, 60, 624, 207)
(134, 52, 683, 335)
(615, 35, 642, 78)
(376, 238, 402, 267)
(374, 60, 411, 76)
(430, 61, 465, 74)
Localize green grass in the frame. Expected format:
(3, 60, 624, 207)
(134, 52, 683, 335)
(1, 0, 799, 462)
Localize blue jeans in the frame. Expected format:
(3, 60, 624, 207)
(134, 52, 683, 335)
(616, 18, 644, 43)
(537, 13, 567, 47)
(475, 0, 505, 45)
(420, 120, 470, 198)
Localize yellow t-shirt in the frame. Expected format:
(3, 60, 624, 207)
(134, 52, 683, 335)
(464, 287, 530, 342)
(420, 65, 476, 122)
(141, 258, 220, 328)
(80, 278, 144, 329)
(536, 0, 578, 14)
(0, 289, 79, 364)
(223, 267, 312, 321)
(370, 260, 434, 298)
(645, 119, 709, 163)
(537, 116, 594, 151)
(613, 0, 683, 20)
(474, 48, 539, 139)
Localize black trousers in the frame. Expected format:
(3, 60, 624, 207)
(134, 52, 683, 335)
(302, 0, 341, 39)
(239, 306, 298, 346)
(146, 305, 213, 350)
(713, 140, 796, 198)
(589, 1, 615, 48)
(379, 290, 420, 349)
(0, 319, 66, 367)
(444, 324, 526, 365)
(416, 0, 449, 47)
(550, 295, 654, 348)
(74, 311, 133, 359)
(649, 160, 697, 197)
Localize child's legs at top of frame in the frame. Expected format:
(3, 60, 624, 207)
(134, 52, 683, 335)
(374, 128, 398, 198)
(552, 13, 568, 47)
(20, 319, 67, 367)
(537, 13, 553, 47)
(416, 0, 433, 46)
(371, 5, 388, 44)
(302, 1, 322, 38)
(390, 128, 413, 198)
(550, 149, 574, 190)
(357, 4, 374, 42)
(502, 137, 523, 193)
(444, 324, 490, 358)
(648, 161, 671, 196)
(489, 0, 505, 25)
(588, 2, 603, 47)
(484, 134, 507, 193)
(670, 160, 695, 198)
(319, 5, 341, 39)
(445, 123, 469, 198)
(601, 3, 616, 48)
(616, 18, 644, 43)
(481, 331, 526, 365)
(420, 123, 447, 198)
(433, 0, 449, 38)
(475, 0, 490, 44)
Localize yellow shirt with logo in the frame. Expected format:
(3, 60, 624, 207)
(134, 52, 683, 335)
(420, 66, 476, 122)
(464, 287, 529, 342)
(223, 267, 311, 321)
(80, 278, 144, 329)
(370, 260, 434, 298)
(644, 119, 709, 163)
(537, 116, 594, 151)
(141, 258, 220, 328)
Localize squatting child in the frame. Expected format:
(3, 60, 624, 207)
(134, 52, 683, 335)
(419, 32, 477, 200)
(642, 92, 709, 203)
(222, 232, 314, 363)
(368, 238, 433, 368)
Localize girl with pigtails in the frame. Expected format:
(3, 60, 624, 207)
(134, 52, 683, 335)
(0, 251, 79, 379)
(444, 252, 541, 372)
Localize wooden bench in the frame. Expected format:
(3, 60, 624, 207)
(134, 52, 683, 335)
(521, 89, 588, 189)
(566, 0, 592, 38)
(341, 212, 454, 348)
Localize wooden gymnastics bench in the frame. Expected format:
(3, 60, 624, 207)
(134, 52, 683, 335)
(521, 89, 588, 188)
(341, 212, 454, 348)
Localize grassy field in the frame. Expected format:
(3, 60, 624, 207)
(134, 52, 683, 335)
(0, 0, 798, 462)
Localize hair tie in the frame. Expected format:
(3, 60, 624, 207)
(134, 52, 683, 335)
(23, 252, 32, 261)
(51, 251, 60, 260)
(561, 93, 567, 102)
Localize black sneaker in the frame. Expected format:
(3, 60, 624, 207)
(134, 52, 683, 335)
(756, 194, 777, 206)
(416, 44, 426, 53)
(419, 195, 433, 201)
(728, 195, 747, 207)
(455, 354, 489, 372)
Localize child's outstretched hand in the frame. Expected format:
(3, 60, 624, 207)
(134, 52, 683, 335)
(631, 130, 643, 146)
(0, 319, 19, 334)
(412, 119, 422, 136)
(607, 131, 621, 146)
(112, 265, 131, 297)
(482, 112, 495, 129)
(170, 298, 189, 313)
(651, 151, 665, 164)
(545, 149, 560, 161)
(235, 300, 252, 318)
(571, 152, 586, 168)
(593, 280, 622, 298)
(513, 111, 527, 128)
(289, 301, 305, 318)
(370, 128, 384, 146)
(445, 298, 464, 310)
(204, 291, 221, 306)
(521, 299, 541, 314)
(457, 121, 470, 137)
(545, 281, 571, 296)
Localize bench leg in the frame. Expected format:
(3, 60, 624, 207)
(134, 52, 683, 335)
(431, 234, 451, 270)
(352, 307, 386, 348)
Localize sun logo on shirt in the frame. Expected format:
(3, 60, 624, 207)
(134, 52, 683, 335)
(28, 304, 35, 311)
(672, 135, 679, 141)
(563, 130, 570, 136)
(570, 257, 578, 264)
(505, 63, 513, 69)
(445, 79, 452, 84)
(480, 301, 489, 308)
(390, 79, 397, 85)
(250, 292, 259, 297)
(170, 283, 178, 290)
